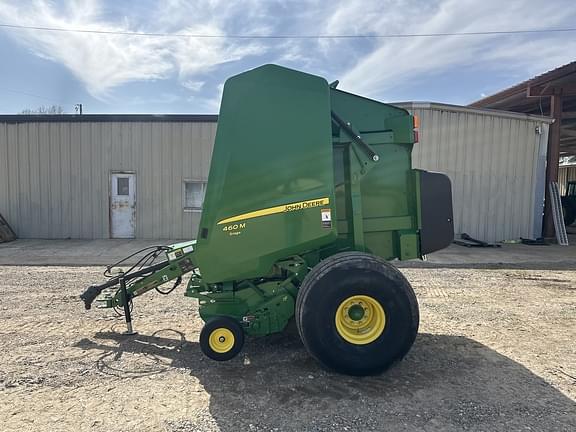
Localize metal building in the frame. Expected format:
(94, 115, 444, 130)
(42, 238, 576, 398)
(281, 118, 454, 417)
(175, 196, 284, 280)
(0, 107, 552, 242)
(397, 103, 552, 242)
(0, 115, 217, 239)
(470, 61, 576, 237)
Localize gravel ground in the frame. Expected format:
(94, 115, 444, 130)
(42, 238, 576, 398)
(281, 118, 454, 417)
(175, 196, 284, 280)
(0, 266, 575, 432)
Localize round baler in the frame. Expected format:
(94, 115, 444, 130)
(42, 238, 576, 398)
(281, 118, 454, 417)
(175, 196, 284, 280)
(81, 64, 454, 376)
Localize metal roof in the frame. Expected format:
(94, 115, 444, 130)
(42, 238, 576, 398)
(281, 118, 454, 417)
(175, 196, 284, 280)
(0, 114, 218, 124)
(394, 101, 553, 123)
(469, 61, 576, 156)
(470, 61, 576, 108)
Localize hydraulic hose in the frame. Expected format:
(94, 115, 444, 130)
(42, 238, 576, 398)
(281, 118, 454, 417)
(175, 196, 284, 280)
(80, 260, 170, 310)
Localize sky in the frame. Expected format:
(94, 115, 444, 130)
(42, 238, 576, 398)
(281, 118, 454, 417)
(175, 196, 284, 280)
(0, 0, 575, 114)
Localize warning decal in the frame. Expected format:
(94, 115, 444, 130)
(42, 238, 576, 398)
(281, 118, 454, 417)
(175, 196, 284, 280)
(321, 208, 332, 228)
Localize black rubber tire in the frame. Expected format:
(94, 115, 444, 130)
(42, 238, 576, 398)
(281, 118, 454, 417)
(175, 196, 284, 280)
(296, 252, 419, 376)
(200, 316, 245, 361)
(562, 201, 576, 226)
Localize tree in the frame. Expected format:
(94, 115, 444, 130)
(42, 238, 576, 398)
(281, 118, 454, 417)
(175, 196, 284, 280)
(20, 105, 64, 114)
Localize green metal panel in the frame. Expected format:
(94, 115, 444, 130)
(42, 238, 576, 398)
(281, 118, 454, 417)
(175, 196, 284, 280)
(195, 65, 426, 283)
(329, 89, 420, 260)
(397, 231, 419, 261)
(195, 65, 338, 283)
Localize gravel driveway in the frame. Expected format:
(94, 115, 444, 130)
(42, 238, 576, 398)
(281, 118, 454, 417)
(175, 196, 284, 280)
(1, 266, 575, 431)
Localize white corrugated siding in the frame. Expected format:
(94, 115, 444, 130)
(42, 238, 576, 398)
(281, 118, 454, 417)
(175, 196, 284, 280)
(559, 165, 576, 195)
(397, 103, 551, 242)
(0, 107, 553, 242)
(0, 120, 216, 239)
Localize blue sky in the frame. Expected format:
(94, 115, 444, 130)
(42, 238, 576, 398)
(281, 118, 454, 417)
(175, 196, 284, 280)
(1, 0, 575, 114)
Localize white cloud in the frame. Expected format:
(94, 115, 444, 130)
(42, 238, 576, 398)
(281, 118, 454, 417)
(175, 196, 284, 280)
(0, 0, 266, 99)
(327, 0, 576, 99)
(0, 0, 574, 106)
(181, 80, 205, 92)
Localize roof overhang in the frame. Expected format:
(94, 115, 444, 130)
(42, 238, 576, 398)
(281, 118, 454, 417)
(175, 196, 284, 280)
(470, 61, 576, 156)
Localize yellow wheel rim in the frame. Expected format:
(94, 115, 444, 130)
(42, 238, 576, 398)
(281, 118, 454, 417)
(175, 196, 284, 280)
(208, 328, 235, 353)
(335, 295, 386, 345)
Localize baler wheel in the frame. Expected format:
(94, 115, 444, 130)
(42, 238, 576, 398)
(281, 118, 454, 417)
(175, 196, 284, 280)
(200, 316, 244, 361)
(296, 252, 419, 376)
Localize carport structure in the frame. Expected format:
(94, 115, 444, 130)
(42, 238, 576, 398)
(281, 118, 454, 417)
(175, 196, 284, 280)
(471, 61, 576, 237)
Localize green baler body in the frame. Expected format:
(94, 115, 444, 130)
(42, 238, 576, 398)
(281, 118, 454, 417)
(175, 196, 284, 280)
(194, 64, 441, 284)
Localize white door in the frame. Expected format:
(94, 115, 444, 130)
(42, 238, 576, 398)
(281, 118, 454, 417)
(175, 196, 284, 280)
(110, 173, 136, 238)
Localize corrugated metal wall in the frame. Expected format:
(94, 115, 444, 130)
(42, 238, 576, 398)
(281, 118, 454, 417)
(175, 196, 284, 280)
(559, 165, 576, 195)
(0, 119, 216, 239)
(0, 108, 554, 242)
(398, 103, 551, 242)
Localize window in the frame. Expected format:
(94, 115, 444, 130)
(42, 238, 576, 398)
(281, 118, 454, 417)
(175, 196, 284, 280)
(117, 177, 130, 195)
(183, 181, 207, 210)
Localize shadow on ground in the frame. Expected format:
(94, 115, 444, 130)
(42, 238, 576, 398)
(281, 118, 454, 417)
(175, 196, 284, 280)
(395, 261, 576, 270)
(76, 328, 576, 431)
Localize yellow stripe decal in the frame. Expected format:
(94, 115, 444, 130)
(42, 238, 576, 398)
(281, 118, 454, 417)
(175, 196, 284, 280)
(217, 197, 330, 225)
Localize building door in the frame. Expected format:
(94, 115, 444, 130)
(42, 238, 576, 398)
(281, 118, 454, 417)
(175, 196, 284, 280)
(110, 173, 136, 238)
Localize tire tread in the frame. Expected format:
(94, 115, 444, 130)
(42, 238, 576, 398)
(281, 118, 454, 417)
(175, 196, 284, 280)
(295, 252, 419, 375)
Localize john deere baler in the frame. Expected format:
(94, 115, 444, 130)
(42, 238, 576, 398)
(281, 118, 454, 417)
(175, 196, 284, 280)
(81, 64, 453, 376)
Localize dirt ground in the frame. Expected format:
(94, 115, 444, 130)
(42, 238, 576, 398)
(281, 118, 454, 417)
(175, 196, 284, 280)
(0, 266, 575, 432)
